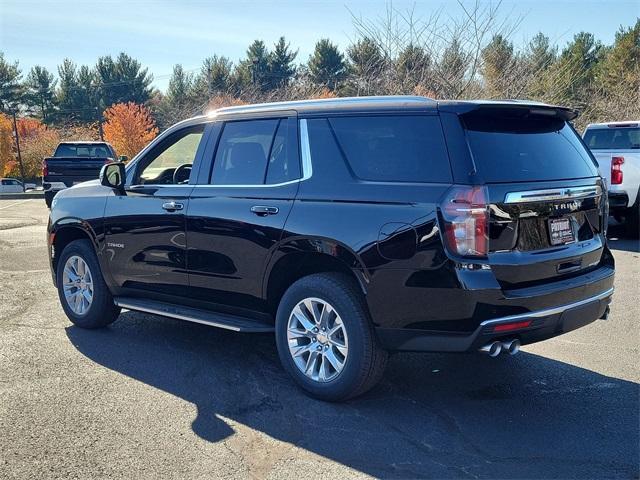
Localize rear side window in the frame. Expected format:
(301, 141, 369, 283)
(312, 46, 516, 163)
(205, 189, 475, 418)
(462, 113, 598, 182)
(212, 118, 299, 185)
(583, 127, 640, 150)
(328, 115, 452, 183)
(54, 143, 113, 158)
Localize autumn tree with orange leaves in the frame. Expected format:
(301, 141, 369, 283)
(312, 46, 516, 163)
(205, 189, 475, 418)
(103, 102, 158, 160)
(0, 113, 15, 177)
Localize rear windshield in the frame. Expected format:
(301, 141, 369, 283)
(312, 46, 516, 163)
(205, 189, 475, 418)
(54, 143, 113, 158)
(462, 113, 598, 182)
(328, 115, 452, 183)
(583, 127, 640, 150)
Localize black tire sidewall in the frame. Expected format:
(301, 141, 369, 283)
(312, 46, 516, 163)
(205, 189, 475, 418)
(56, 239, 118, 329)
(275, 274, 375, 401)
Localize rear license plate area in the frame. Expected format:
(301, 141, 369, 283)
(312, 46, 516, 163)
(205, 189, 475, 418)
(548, 217, 574, 245)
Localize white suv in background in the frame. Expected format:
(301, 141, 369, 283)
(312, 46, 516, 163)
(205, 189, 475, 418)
(583, 121, 640, 236)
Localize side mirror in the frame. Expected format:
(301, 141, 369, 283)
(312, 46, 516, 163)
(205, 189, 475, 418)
(119, 155, 129, 163)
(100, 162, 126, 191)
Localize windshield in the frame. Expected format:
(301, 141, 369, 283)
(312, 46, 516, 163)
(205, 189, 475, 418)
(583, 127, 640, 150)
(462, 113, 598, 183)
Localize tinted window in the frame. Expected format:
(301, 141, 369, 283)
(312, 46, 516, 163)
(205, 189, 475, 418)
(137, 126, 204, 184)
(328, 116, 452, 183)
(266, 119, 300, 184)
(463, 114, 598, 182)
(212, 120, 277, 185)
(583, 127, 640, 150)
(212, 119, 299, 185)
(54, 143, 114, 158)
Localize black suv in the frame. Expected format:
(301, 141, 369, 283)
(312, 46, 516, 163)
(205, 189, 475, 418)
(48, 96, 614, 401)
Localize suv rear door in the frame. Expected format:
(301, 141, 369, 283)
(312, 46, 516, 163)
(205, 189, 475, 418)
(442, 106, 607, 289)
(185, 115, 301, 313)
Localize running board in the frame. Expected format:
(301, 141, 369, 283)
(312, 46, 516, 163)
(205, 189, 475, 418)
(113, 297, 274, 333)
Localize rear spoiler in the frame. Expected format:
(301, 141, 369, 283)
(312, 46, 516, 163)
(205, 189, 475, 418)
(438, 101, 579, 121)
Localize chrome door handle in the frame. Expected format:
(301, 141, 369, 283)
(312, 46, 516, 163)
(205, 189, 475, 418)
(162, 201, 184, 211)
(250, 205, 279, 216)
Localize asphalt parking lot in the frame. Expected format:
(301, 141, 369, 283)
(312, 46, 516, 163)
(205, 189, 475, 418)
(1, 199, 638, 479)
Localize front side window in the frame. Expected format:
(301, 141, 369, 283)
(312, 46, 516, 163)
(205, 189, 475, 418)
(135, 126, 204, 185)
(211, 118, 299, 185)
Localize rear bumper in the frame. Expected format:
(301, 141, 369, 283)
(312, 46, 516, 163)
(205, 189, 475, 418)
(608, 191, 629, 211)
(43, 181, 68, 192)
(376, 281, 614, 353)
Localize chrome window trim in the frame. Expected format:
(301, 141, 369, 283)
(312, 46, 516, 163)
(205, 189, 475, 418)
(299, 118, 313, 181)
(504, 185, 602, 204)
(192, 179, 301, 188)
(479, 287, 613, 327)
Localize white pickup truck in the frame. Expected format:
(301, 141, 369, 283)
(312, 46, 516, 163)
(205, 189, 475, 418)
(583, 121, 640, 236)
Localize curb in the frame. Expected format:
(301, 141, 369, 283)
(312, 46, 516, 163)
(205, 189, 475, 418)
(0, 192, 45, 200)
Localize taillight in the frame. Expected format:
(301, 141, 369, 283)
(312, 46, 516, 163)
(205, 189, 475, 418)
(42, 159, 48, 177)
(611, 156, 624, 185)
(440, 185, 489, 257)
(493, 320, 532, 333)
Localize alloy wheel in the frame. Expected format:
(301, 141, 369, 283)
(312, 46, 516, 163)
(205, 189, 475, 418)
(62, 255, 94, 315)
(287, 297, 349, 382)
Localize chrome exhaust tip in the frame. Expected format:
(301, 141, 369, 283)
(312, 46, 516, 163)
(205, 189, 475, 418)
(479, 341, 502, 357)
(502, 339, 521, 356)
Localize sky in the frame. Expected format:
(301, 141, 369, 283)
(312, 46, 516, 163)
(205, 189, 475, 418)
(1, 0, 638, 91)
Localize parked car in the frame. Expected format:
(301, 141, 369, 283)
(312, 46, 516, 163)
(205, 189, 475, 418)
(583, 121, 640, 236)
(43, 141, 117, 208)
(48, 96, 615, 401)
(0, 177, 25, 193)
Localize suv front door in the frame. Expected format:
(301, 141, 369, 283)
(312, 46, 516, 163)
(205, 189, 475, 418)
(104, 123, 210, 300)
(186, 116, 301, 314)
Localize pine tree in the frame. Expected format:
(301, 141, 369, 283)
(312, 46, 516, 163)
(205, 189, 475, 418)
(25, 66, 57, 122)
(95, 53, 153, 107)
(596, 20, 639, 93)
(192, 55, 233, 103)
(308, 39, 346, 90)
(267, 37, 297, 89)
(438, 39, 467, 97)
(235, 40, 271, 92)
(526, 33, 557, 74)
(481, 35, 517, 97)
(167, 64, 194, 109)
(555, 32, 603, 103)
(56, 59, 79, 115)
(397, 44, 430, 91)
(0, 52, 22, 112)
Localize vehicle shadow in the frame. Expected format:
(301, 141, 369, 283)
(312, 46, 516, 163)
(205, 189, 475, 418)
(66, 313, 639, 479)
(607, 220, 639, 253)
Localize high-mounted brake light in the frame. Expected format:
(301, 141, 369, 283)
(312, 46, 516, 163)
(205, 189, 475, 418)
(440, 185, 489, 257)
(611, 156, 624, 185)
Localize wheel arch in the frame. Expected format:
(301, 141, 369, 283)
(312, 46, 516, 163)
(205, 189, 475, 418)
(263, 236, 369, 317)
(50, 219, 99, 275)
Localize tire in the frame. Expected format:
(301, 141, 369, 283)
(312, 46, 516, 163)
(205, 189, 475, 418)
(625, 201, 639, 239)
(56, 239, 120, 329)
(275, 272, 388, 401)
(44, 192, 54, 209)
